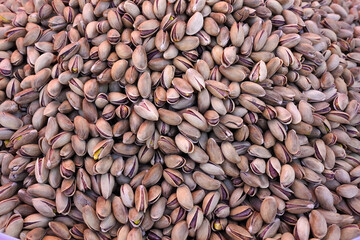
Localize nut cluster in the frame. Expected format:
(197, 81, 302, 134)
(0, 0, 359, 239)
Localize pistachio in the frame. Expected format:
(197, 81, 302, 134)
(0, 0, 358, 239)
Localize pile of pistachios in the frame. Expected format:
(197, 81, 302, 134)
(0, 0, 360, 239)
